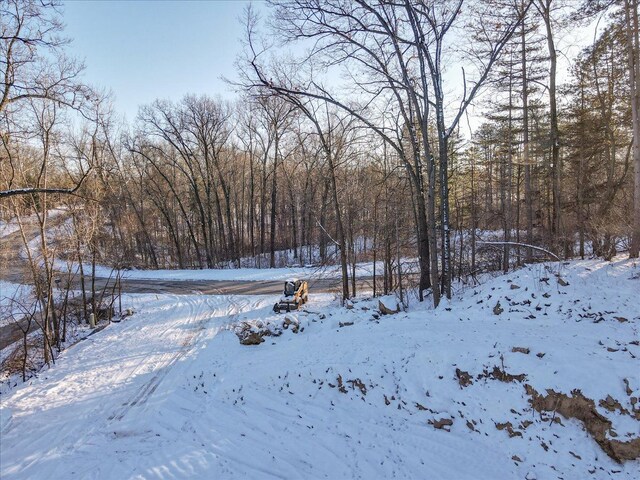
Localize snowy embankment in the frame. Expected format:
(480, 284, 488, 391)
(0, 219, 21, 239)
(0, 208, 67, 239)
(1, 257, 639, 479)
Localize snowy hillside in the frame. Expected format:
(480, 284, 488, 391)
(1, 257, 639, 479)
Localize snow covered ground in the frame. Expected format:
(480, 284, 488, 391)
(0, 281, 34, 328)
(0, 257, 638, 479)
(120, 262, 382, 281)
(0, 219, 20, 239)
(0, 281, 31, 309)
(49, 260, 386, 282)
(235, 237, 374, 269)
(0, 208, 67, 239)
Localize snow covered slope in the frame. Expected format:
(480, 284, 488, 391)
(1, 257, 638, 479)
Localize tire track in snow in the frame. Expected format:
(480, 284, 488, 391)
(79, 293, 248, 426)
(0, 302, 186, 440)
(1, 293, 272, 480)
(2, 294, 227, 479)
(107, 295, 222, 421)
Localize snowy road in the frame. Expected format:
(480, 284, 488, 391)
(0, 294, 268, 479)
(0, 275, 376, 350)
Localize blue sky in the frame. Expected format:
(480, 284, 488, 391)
(61, 1, 597, 133)
(63, 0, 252, 122)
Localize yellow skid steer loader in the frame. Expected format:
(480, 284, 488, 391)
(273, 279, 308, 313)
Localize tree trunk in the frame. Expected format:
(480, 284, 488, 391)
(625, 0, 640, 257)
(541, 1, 561, 247)
(270, 132, 279, 268)
(522, 12, 534, 261)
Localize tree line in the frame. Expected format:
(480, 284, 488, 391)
(1, 0, 639, 323)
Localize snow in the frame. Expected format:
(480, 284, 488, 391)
(0, 281, 34, 328)
(50, 261, 385, 282)
(235, 237, 375, 269)
(0, 219, 20, 239)
(1, 256, 639, 479)
(0, 281, 30, 308)
(0, 208, 67, 239)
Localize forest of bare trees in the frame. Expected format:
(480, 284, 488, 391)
(1, 0, 639, 325)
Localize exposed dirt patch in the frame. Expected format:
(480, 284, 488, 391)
(495, 421, 522, 438)
(478, 366, 526, 383)
(328, 375, 368, 397)
(621, 378, 640, 420)
(347, 378, 367, 396)
(623, 378, 633, 396)
(599, 395, 629, 415)
(455, 368, 473, 388)
(429, 417, 453, 431)
(524, 384, 640, 463)
(328, 374, 348, 393)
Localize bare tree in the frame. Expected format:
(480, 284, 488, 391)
(534, 0, 564, 252)
(240, 1, 528, 305)
(624, 0, 640, 257)
(0, 0, 95, 199)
